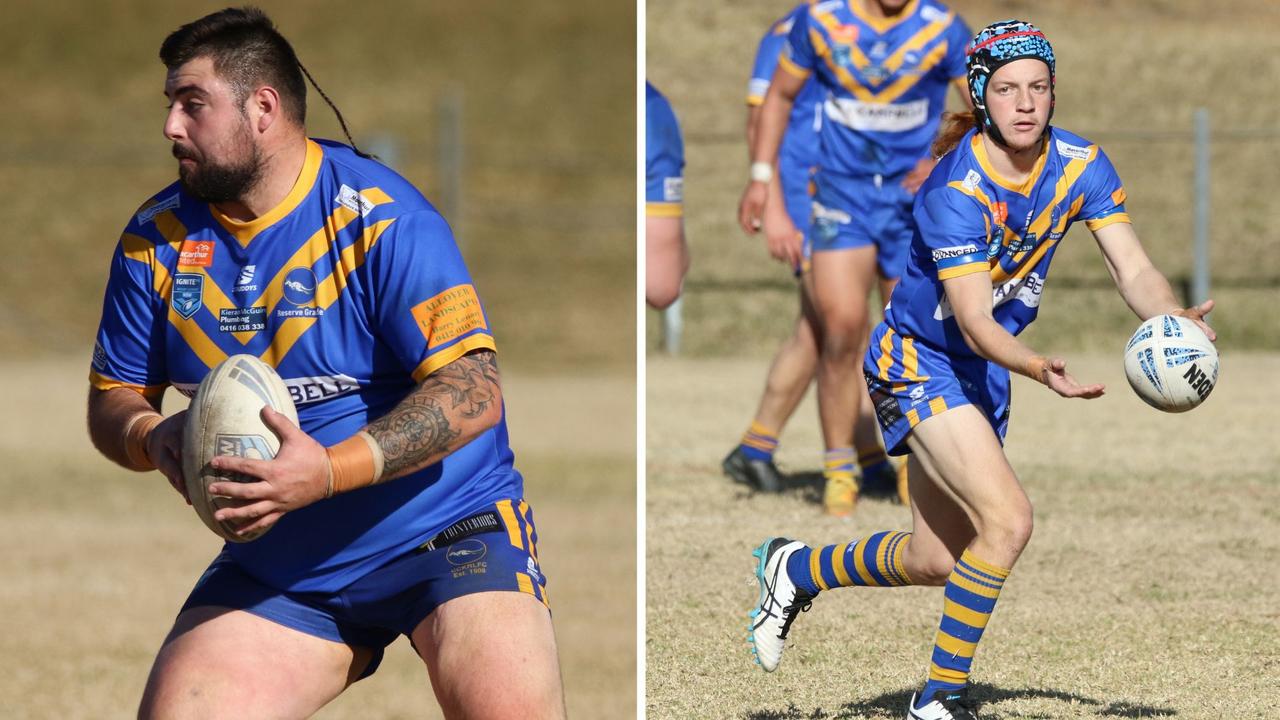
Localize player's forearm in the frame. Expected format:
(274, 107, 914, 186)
(349, 349, 503, 486)
(954, 311, 1050, 384)
(1115, 264, 1183, 321)
(87, 387, 163, 471)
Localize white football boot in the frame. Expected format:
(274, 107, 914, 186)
(906, 689, 980, 720)
(748, 537, 814, 672)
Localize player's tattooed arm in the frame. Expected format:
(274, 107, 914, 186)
(366, 349, 503, 480)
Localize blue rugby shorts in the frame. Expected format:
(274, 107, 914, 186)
(807, 169, 916, 280)
(862, 322, 1012, 456)
(180, 498, 548, 679)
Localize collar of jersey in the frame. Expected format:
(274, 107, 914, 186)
(846, 0, 920, 34)
(210, 138, 323, 247)
(971, 131, 1048, 197)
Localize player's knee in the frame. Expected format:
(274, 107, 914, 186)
(976, 501, 1034, 556)
(821, 325, 864, 360)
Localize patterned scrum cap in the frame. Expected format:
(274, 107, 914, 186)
(965, 19, 1056, 145)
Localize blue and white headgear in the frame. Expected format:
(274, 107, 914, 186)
(965, 19, 1056, 147)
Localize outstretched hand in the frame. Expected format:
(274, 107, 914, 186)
(1043, 357, 1105, 399)
(206, 406, 331, 537)
(1172, 299, 1216, 342)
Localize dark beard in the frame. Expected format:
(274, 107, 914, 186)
(175, 140, 263, 204)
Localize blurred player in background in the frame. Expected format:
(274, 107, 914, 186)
(749, 21, 1216, 720)
(647, 81, 690, 309)
(722, 3, 900, 498)
(738, 0, 970, 514)
(85, 8, 565, 718)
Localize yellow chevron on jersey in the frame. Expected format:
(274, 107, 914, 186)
(882, 126, 1130, 355)
(783, 0, 971, 177)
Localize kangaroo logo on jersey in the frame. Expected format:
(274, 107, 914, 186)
(282, 267, 318, 306)
(172, 273, 204, 319)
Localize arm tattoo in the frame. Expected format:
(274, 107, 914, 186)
(367, 350, 501, 478)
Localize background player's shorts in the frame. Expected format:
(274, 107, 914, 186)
(807, 169, 915, 279)
(862, 322, 1011, 456)
(181, 499, 548, 680)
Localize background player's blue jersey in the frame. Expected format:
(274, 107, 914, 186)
(782, 0, 969, 178)
(748, 4, 823, 199)
(883, 127, 1130, 354)
(91, 139, 522, 593)
(646, 82, 684, 217)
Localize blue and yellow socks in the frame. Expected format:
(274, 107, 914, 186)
(822, 447, 857, 485)
(785, 531, 914, 596)
(916, 549, 1011, 708)
(738, 421, 779, 462)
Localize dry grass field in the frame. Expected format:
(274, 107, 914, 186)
(0, 359, 634, 719)
(646, 353, 1279, 719)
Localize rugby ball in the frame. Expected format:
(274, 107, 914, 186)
(1123, 314, 1218, 413)
(182, 354, 298, 542)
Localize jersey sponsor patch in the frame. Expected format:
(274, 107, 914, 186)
(825, 97, 929, 132)
(931, 243, 982, 263)
(218, 306, 267, 333)
(283, 373, 360, 406)
(172, 273, 204, 319)
(92, 341, 108, 371)
(1055, 139, 1093, 161)
(663, 177, 683, 203)
(411, 284, 488, 349)
(335, 184, 376, 218)
(962, 169, 982, 191)
(178, 239, 215, 268)
(136, 194, 180, 225)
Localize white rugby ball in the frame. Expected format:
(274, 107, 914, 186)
(182, 354, 298, 542)
(1123, 314, 1218, 413)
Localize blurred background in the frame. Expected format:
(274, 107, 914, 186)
(0, 1, 635, 718)
(648, 0, 1280, 355)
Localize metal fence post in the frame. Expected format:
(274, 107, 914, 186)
(663, 298, 683, 354)
(1192, 107, 1211, 306)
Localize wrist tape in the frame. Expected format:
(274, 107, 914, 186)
(123, 412, 164, 471)
(325, 431, 385, 497)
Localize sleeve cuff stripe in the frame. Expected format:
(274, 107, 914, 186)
(1085, 213, 1131, 231)
(938, 263, 990, 281)
(778, 54, 811, 79)
(89, 371, 168, 399)
(411, 334, 497, 383)
(646, 202, 683, 218)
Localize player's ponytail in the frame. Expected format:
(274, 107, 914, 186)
(932, 111, 979, 159)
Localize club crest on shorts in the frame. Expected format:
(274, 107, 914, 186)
(446, 539, 488, 566)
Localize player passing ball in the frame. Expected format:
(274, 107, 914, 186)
(749, 20, 1215, 720)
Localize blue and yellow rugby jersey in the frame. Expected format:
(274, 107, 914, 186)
(783, 0, 969, 178)
(882, 127, 1130, 355)
(90, 138, 523, 593)
(748, 5, 823, 193)
(646, 82, 684, 218)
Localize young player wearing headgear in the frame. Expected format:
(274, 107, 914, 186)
(748, 19, 1216, 720)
